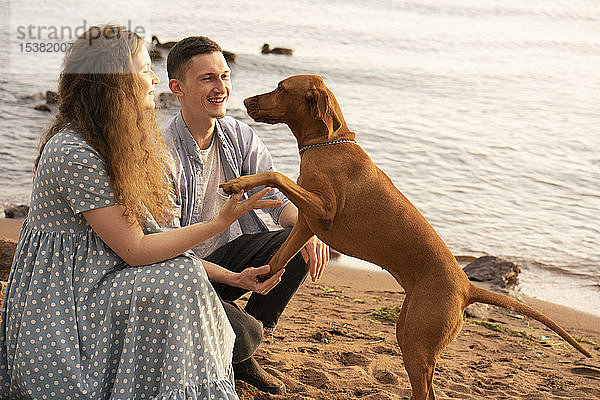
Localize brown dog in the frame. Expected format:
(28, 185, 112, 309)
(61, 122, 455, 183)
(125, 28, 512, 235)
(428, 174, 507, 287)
(220, 75, 593, 400)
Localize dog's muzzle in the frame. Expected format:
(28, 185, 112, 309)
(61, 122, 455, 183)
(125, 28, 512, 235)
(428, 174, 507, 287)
(243, 96, 256, 108)
(244, 96, 265, 122)
(244, 96, 259, 117)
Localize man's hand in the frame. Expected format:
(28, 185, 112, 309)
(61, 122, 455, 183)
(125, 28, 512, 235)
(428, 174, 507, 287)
(235, 265, 285, 295)
(301, 236, 329, 282)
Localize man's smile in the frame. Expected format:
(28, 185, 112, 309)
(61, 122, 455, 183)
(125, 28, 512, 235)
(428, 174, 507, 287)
(207, 96, 227, 104)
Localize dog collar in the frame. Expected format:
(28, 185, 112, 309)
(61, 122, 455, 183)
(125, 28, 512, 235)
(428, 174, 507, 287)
(299, 139, 356, 155)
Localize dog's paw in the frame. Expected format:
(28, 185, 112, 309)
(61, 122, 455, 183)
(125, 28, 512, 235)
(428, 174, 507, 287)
(219, 180, 243, 195)
(221, 175, 264, 195)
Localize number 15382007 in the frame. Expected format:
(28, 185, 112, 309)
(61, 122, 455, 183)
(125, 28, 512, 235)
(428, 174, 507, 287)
(19, 42, 71, 53)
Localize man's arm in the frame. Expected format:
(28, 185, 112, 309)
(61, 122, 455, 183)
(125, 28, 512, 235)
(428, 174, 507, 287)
(278, 202, 298, 228)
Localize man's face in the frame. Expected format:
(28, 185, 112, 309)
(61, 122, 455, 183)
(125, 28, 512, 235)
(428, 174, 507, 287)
(175, 52, 231, 119)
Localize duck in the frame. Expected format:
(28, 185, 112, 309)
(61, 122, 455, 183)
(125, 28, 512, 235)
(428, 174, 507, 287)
(223, 50, 236, 64)
(261, 43, 293, 56)
(152, 35, 177, 49)
(34, 104, 51, 112)
(148, 46, 163, 60)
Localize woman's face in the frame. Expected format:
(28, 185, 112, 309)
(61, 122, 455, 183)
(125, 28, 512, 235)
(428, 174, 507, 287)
(134, 44, 159, 109)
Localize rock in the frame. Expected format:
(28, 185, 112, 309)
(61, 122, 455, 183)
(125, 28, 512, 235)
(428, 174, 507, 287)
(4, 205, 29, 218)
(24, 91, 57, 104)
(463, 256, 520, 288)
(464, 303, 491, 319)
(46, 90, 59, 104)
(151, 35, 177, 49)
(312, 330, 330, 343)
(455, 255, 477, 265)
(34, 104, 51, 112)
(0, 238, 16, 281)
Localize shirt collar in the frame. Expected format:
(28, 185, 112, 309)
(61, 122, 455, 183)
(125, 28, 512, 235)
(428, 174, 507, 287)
(176, 111, 225, 161)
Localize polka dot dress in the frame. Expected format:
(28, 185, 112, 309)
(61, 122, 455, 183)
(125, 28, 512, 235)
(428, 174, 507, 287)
(0, 130, 238, 399)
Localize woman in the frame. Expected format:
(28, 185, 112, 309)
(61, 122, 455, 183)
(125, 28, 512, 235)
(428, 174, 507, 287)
(0, 24, 283, 399)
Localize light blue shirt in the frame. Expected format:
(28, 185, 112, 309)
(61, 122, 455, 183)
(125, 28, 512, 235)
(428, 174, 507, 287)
(162, 111, 290, 238)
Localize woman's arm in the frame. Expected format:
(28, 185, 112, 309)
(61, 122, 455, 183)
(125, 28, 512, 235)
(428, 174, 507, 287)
(82, 188, 281, 267)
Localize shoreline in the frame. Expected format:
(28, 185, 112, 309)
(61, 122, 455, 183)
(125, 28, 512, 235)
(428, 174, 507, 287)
(1, 216, 599, 326)
(323, 262, 600, 334)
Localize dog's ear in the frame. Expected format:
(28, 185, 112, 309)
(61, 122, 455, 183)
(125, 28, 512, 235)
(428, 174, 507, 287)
(305, 88, 328, 120)
(305, 88, 342, 133)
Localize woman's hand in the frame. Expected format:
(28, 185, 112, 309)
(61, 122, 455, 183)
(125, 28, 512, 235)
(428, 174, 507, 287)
(234, 265, 286, 295)
(201, 259, 285, 295)
(213, 187, 282, 229)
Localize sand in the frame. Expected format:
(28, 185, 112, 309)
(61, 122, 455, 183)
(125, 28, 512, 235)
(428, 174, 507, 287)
(0, 218, 23, 241)
(236, 264, 600, 399)
(1, 218, 598, 399)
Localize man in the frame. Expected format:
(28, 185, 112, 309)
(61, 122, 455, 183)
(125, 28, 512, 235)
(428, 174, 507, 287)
(161, 36, 330, 394)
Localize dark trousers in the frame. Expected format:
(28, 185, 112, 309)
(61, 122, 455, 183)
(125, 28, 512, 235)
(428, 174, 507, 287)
(220, 300, 263, 363)
(206, 228, 309, 329)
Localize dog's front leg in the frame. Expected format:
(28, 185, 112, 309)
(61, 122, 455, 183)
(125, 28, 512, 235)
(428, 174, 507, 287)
(268, 216, 314, 274)
(221, 171, 335, 226)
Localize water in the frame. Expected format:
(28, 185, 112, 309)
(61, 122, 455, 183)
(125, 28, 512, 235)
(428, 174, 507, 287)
(1, 0, 599, 316)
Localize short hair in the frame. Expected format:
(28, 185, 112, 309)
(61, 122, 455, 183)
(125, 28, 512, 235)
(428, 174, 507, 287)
(167, 36, 222, 81)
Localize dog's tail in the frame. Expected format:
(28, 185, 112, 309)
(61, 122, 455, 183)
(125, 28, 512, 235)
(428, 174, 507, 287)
(468, 284, 593, 358)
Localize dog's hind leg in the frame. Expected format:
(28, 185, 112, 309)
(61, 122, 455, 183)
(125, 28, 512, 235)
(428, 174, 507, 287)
(395, 296, 409, 348)
(399, 294, 464, 400)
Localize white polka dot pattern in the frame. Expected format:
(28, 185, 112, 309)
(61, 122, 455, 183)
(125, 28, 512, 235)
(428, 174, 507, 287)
(0, 130, 238, 399)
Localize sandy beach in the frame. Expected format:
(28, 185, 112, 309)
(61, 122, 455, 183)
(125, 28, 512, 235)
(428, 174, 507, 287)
(1, 218, 599, 399)
(234, 265, 600, 399)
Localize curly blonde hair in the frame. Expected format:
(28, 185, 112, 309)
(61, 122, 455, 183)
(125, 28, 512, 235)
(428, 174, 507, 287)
(36, 23, 172, 226)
